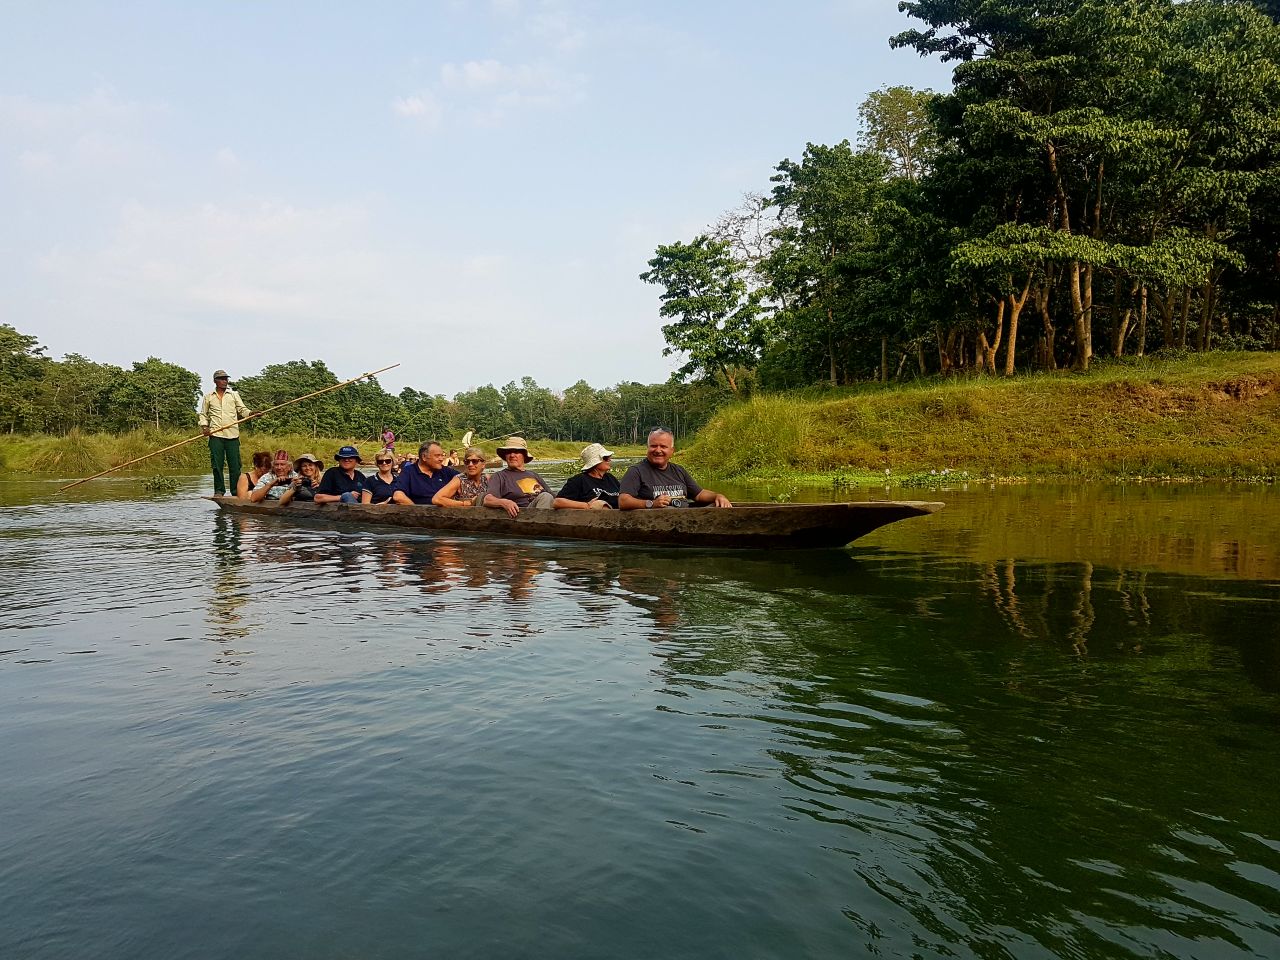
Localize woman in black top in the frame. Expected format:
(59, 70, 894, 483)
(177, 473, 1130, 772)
(362, 449, 399, 504)
(554, 443, 620, 510)
(235, 451, 273, 499)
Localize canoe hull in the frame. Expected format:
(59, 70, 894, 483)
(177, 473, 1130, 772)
(208, 497, 942, 550)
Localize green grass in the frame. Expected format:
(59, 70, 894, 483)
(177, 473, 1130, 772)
(1, 430, 647, 477)
(683, 352, 1280, 483)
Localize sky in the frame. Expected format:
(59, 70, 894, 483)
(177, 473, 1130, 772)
(0, 0, 952, 396)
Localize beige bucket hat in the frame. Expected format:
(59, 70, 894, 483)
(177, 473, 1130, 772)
(579, 442, 614, 471)
(496, 436, 533, 460)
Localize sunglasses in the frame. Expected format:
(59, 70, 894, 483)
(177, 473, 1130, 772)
(376, 458, 393, 464)
(464, 457, 485, 464)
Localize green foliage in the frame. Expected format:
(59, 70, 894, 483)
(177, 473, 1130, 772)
(686, 352, 1280, 482)
(0, 323, 732, 452)
(639, 236, 764, 392)
(649, 0, 1280, 387)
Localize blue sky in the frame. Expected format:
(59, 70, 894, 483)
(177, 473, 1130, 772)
(1, 0, 951, 395)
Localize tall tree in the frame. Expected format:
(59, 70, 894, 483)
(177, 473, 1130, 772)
(858, 85, 940, 182)
(640, 235, 764, 393)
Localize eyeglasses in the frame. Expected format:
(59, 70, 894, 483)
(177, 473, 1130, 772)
(376, 458, 393, 465)
(464, 457, 485, 464)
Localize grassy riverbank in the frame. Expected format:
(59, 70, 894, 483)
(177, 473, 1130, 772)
(684, 352, 1280, 483)
(1, 431, 644, 478)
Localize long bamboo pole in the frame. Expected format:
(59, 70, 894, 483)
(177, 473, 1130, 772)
(58, 363, 400, 492)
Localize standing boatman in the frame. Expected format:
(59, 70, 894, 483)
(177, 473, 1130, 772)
(198, 369, 251, 496)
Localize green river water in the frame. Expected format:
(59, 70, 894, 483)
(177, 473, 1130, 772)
(1, 473, 1276, 959)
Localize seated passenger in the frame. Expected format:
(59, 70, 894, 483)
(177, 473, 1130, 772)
(618, 428, 733, 510)
(291, 453, 323, 502)
(236, 450, 273, 499)
(483, 436, 555, 517)
(391, 441, 459, 505)
(444, 449, 460, 467)
(433, 445, 489, 507)
(248, 450, 296, 503)
(362, 449, 399, 504)
(314, 445, 367, 504)
(554, 443, 619, 510)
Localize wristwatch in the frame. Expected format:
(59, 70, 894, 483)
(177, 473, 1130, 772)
(645, 499, 653, 509)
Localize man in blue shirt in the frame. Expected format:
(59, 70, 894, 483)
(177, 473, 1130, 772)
(392, 441, 459, 505)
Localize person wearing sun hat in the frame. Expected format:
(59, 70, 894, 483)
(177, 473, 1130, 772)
(198, 369, 251, 496)
(554, 442, 620, 510)
(482, 436, 555, 516)
(314, 445, 367, 504)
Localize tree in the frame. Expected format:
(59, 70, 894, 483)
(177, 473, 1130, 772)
(858, 85, 940, 182)
(0, 325, 47, 433)
(640, 235, 764, 392)
(766, 142, 892, 384)
(111, 358, 201, 430)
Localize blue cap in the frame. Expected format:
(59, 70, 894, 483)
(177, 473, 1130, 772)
(335, 445, 361, 461)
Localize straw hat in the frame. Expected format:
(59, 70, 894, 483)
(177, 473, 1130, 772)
(579, 442, 614, 472)
(496, 436, 533, 460)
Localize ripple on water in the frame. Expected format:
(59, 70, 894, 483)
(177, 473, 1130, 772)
(1, 487, 1279, 959)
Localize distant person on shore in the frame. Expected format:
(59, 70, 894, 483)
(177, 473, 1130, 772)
(618, 428, 733, 510)
(483, 437, 555, 516)
(198, 369, 251, 496)
(434, 446, 489, 507)
(391, 441, 459, 505)
(314, 446, 367, 504)
(362, 449, 400, 504)
(554, 443, 619, 510)
(236, 451, 272, 499)
(381, 427, 395, 453)
(249, 450, 297, 503)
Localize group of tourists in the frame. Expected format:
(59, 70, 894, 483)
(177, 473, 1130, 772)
(201, 369, 732, 513)
(229, 432, 732, 513)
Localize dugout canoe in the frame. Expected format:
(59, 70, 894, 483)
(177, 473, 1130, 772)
(207, 496, 942, 549)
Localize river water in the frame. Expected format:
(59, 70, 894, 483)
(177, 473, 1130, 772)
(1, 474, 1277, 959)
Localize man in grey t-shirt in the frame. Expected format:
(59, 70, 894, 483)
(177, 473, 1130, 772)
(618, 428, 733, 510)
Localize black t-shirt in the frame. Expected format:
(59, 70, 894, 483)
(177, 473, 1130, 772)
(317, 466, 366, 497)
(366, 473, 398, 503)
(556, 471, 621, 508)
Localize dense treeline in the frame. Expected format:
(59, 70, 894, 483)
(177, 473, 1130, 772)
(0, 324, 727, 443)
(642, 0, 1280, 388)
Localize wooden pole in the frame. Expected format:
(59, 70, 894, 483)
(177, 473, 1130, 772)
(58, 363, 400, 492)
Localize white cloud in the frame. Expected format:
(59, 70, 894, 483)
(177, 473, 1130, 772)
(214, 147, 243, 172)
(395, 57, 584, 128)
(0, 87, 166, 177)
(394, 0, 588, 128)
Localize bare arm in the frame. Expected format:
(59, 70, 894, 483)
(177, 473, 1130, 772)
(619, 493, 672, 510)
(694, 489, 733, 508)
(483, 492, 520, 518)
(248, 478, 278, 503)
(433, 475, 473, 508)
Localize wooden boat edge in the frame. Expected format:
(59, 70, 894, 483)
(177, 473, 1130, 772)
(205, 496, 943, 549)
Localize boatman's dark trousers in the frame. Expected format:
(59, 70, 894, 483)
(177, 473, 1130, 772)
(209, 436, 241, 496)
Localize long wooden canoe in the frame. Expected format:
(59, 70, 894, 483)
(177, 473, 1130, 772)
(207, 496, 942, 549)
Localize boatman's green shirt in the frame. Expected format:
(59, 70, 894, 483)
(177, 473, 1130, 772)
(198, 389, 250, 439)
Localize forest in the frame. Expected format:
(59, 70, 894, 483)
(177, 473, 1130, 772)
(641, 0, 1280, 388)
(0, 324, 727, 444)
